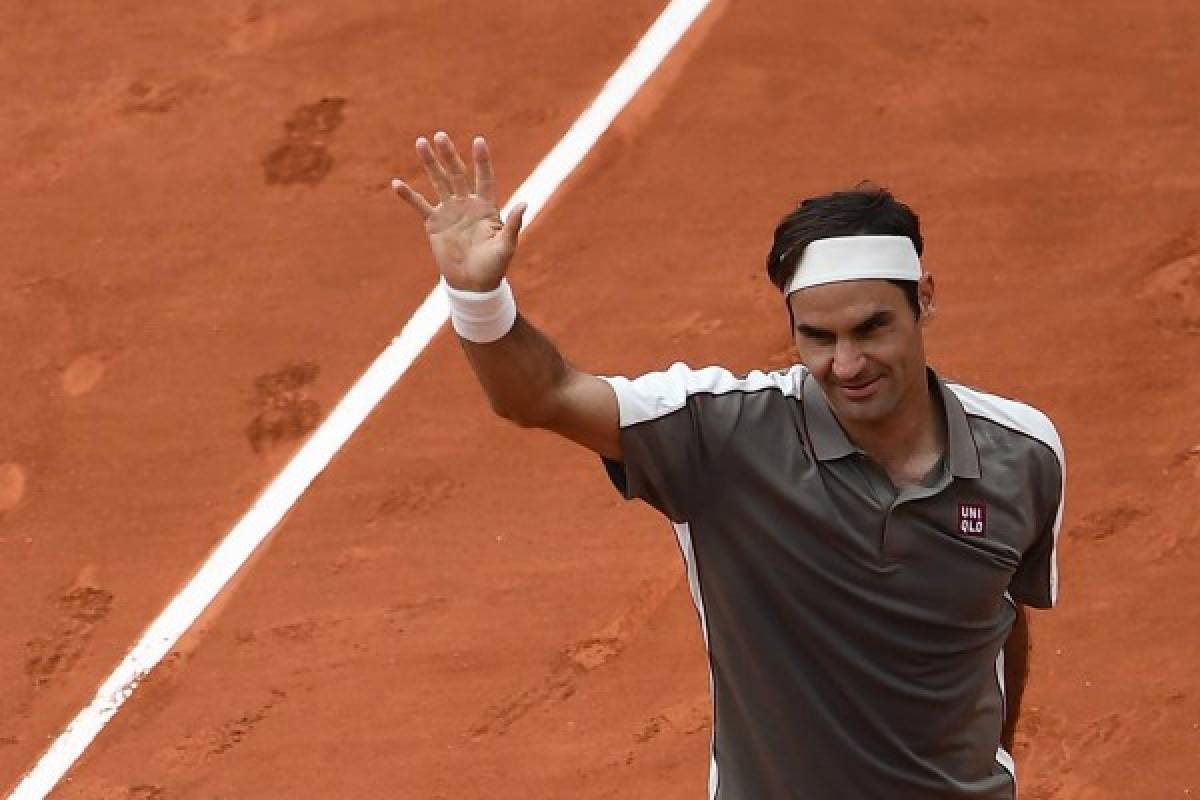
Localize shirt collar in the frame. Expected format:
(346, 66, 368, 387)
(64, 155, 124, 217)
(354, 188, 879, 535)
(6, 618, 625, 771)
(800, 368, 982, 479)
(937, 374, 982, 479)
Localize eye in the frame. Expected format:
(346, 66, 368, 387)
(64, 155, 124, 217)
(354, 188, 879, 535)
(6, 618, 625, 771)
(855, 314, 891, 337)
(797, 328, 835, 345)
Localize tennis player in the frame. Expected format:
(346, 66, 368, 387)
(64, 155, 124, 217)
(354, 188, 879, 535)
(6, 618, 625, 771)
(392, 132, 1065, 800)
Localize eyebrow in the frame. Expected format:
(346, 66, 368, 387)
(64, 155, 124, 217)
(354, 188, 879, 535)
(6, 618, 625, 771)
(795, 322, 834, 339)
(794, 311, 894, 339)
(853, 311, 893, 334)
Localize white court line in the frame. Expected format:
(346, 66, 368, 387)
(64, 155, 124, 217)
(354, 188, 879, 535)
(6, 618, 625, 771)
(7, 1, 713, 797)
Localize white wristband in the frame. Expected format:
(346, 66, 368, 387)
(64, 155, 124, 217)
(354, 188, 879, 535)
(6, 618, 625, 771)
(441, 277, 518, 343)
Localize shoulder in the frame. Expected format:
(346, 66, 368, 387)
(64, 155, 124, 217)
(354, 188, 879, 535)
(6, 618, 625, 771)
(947, 381, 1065, 475)
(601, 362, 808, 427)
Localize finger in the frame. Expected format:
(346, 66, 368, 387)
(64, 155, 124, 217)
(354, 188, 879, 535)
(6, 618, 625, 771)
(503, 202, 528, 249)
(415, 136, 453, 199)
(433, 131, 470, 197)
(390, 179, 434, 219)
(473, 136, 496, 202)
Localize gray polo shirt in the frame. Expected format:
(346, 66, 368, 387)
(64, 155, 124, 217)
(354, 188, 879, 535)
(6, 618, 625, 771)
(600, 363, 1065, 800)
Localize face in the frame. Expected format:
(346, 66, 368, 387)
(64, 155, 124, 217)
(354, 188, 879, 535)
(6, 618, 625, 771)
(787, 276, 935, 428)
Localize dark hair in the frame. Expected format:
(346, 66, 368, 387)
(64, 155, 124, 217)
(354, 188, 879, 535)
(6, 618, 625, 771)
(767, 181, 923, 316)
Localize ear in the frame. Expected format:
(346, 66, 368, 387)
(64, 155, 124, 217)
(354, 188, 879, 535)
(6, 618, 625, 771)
(917, 273, 936, 324)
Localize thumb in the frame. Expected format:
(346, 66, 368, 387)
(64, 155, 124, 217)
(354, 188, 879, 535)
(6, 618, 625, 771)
(502, 202, 528, 249)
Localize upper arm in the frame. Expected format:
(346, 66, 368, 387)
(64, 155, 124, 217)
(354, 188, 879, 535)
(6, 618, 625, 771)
(540, 368, 622, 461)
(1004, 603, 1029, 658)
(545, 362, 791, 521)
(1000, 602, 1030, 749)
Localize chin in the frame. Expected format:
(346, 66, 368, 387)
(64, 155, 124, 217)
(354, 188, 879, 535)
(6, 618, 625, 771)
(831, 394, 898, 425)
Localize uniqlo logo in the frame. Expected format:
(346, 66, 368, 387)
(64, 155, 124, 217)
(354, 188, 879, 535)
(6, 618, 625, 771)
(959, 502, 987, 536)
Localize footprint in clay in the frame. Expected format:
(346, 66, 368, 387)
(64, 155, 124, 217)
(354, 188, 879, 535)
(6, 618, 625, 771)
(1137, 251, 1200, 334)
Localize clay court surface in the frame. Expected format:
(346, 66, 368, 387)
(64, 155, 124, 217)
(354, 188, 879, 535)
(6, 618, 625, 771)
(3, 1, 1199, 797)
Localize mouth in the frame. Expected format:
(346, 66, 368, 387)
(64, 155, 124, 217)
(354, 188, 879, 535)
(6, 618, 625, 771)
(838, 376, 881, 402)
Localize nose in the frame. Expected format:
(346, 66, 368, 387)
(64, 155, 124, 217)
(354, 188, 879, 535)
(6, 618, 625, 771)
(831, 339, 865, 382)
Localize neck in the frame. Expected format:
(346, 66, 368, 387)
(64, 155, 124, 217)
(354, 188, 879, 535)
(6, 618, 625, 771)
(841, 373, 946, 483)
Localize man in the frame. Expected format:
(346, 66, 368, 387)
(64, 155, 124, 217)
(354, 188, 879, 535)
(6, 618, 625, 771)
(392, 132, 1065, 799)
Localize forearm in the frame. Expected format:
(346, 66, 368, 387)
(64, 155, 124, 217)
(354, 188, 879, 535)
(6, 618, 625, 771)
(393, 132, 618, 457)
(1001, 605, 1030, 752)
(460, 313, 572, 427)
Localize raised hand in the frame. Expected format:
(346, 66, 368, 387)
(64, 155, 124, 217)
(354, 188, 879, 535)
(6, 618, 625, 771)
(392, 132, 528, 291)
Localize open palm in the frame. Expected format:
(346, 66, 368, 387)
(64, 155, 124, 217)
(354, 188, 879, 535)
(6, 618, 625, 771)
(392, 132, 527, 292)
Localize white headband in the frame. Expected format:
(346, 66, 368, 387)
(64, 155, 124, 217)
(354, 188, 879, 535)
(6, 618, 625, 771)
(784, 235, 921, 296)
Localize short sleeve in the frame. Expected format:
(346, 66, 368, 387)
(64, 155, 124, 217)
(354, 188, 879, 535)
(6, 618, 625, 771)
(1008, 514, 1057, 608)
(1008, 431, 1066, 609)
(599, 363, 791, 522)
